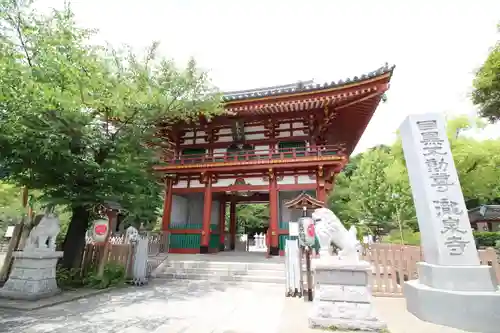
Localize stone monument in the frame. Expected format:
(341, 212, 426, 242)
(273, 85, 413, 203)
(308, 207, 387, 332)
(400, 113, 500, 333)
(0, 209, 63, 300)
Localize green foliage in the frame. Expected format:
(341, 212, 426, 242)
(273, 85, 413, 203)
(84, 263, 126, 289)
(56, 262, 126, 290)
(236, 204, 269, 231)
(0, 0, 222, 266)
(329, 146, 417, 235)
(383, 229, 421, 246)
(472, 27, 500, 122)
(473, 232, 500, 248)
(329, 116, 500, 236)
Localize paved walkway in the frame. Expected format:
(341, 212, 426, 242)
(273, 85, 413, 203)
(0, 280, 471, 333)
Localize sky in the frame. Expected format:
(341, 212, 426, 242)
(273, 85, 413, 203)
(38, 0, 500, 153)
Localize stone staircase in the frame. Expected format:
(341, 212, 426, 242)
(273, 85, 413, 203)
(152, 255, 287, 284)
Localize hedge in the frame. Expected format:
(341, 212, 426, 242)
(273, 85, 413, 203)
(473, 232, 500, 248)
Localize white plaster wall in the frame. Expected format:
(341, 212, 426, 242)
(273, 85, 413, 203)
(245, 132, 265, 140)
(293, 129, 306, 136)
(277, 176, 295, 185)
(276, 131, 289, 138)
(170, 195, 188, 226)
(245, 125, 264, 132)
(246, 178, 268, 186)
(210, 200, 219, 226)
(190, 179, 205, 188)
(254, 145, 268, 152)
(186, 194, 204, 225)
(173, 180, 188, 189)
(212, 178, 235, 187)
(297, 175, 315, 185)
(216, 128, 232, 142)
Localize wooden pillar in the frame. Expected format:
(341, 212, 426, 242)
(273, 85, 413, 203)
(200, 174, 212, 253)
(268, 169, 279, 256)
(229, 200, 236, 250)
(316, 166, 326, 204)
(161, 178, 173, 231)
(219, 199, 226, 251)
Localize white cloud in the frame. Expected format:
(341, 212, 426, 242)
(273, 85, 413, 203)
(37, 0, 500, 153)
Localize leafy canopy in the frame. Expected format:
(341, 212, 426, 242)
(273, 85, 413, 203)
(329, 116, 500, 235)
(0, 0, 222, 225)
(472, 24, 500, 122)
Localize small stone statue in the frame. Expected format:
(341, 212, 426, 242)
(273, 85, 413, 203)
(311, 207, 359, 262)
(125, 226, 140, 243)
(23, 208, 60, 252)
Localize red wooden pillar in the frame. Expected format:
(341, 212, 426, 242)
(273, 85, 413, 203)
(219, 199, 226, 251)
(161, 178, 173, 231)
(200, 174, 212, 253)
(316, 167, 326, 204)
(229, 200, 236, 250)
(268, 169, 279, 256)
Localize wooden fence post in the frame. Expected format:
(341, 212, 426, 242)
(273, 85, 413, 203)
(0, 221, 24, 283)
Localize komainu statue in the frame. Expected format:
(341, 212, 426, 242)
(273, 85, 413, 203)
(125, 226, 141, 243)
(24, 209, 61, 251)
(311, 207, 359, 262)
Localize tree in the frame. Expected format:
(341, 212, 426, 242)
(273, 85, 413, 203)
(329, 115, 500, 239)
(472, 25, 500, 122)
(236, 204, 269, 232)
(0, 1, 222, 267)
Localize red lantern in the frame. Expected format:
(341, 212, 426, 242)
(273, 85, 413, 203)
(91, 219, 109, 244)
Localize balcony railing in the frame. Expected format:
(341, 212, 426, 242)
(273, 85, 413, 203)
(170, 144, 346, 165)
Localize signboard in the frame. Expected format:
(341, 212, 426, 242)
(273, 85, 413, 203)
(298, 217, 316, 247)
(4, 226, 14, 238)
(288, 222, 299, 237)
(91, 219, 109, 244)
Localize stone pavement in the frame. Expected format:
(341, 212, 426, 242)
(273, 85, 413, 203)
(0, 280, 473, 333)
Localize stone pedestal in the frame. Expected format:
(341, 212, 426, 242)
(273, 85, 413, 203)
(308, 259, 387, 332)
(404, 262, 500, 333)
(0, 250, 63, 300)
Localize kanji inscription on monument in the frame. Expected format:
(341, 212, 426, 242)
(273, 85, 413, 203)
(399, 113, 479, 266)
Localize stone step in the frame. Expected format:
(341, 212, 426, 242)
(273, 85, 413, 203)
(158, 267, 286, 278)
(165, 260, 285, 271)
(155, 272, 285, 284)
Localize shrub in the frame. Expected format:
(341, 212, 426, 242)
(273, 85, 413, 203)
(473, 232, 500, 248)
(56, 262, 126, 290)
(84, 262, 126, 289)
(383, 229, 421, 246)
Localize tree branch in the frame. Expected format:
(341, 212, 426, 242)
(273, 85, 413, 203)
(5, 9, 33, 67)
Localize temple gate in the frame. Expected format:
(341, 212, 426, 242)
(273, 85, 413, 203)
(153, 64, 395, 255)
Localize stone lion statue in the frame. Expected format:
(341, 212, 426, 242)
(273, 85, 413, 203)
(311, 207, 359, 262)
(125, 226, 141, 243)
(24, 210, 61, 251)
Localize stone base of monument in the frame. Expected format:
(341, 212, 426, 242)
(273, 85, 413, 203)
(0, 251, 63, 300)
(405, 262, 500, 333)
(308, 259, 387, 332)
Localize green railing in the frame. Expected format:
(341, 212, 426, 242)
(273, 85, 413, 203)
(170, 234, 201, 249)
(169, 223, 220, 250)
(279, 234, 298, 251)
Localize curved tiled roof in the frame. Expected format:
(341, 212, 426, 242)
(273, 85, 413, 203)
(222, 63, 395, 102)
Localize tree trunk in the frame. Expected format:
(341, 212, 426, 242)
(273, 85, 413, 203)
(61, 205, 91, 269)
